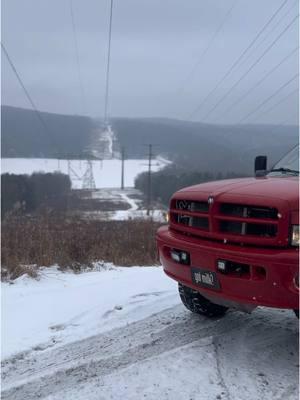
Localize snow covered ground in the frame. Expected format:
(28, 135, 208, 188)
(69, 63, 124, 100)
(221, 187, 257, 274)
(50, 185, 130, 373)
(1, 267, 299, 400)
(1, 157, 169, 189)
(1, 265, 177, 360)
(84, 189, 166, 222)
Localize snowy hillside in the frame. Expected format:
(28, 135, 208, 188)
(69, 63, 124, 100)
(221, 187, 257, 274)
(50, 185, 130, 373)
(1, 157, 169, 189)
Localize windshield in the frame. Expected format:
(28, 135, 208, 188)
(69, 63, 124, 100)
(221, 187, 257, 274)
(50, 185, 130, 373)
(268, 145, 299, 176)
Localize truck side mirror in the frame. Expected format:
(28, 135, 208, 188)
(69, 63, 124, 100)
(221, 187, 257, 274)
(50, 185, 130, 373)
(254, 155, 267, 177)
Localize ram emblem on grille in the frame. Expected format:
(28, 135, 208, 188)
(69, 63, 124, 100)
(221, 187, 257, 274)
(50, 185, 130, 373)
(178, 200, 189, 210)
(208, 196, 214, 205)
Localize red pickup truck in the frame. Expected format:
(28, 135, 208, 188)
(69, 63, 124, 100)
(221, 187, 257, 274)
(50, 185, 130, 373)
(157, 146, 299, 317)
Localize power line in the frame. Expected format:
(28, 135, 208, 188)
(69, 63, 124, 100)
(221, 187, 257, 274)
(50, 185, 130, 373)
(69, 0, 87, 115)
(276, 111, 299, 126)
(238, 73, 299, 124)
(222, 46, 298, 116)
(104, 0, 114, 125)
(1, 42, 58, 154)
(176, 0, 238, 94)
(253, 87, 298, 122)
(200, 14, 299, 122)
(188, 0, 290, 119)
(238, 0, 298, 72)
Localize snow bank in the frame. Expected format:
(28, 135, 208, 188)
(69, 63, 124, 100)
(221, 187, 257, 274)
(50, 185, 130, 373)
(1, 265, 178, 360)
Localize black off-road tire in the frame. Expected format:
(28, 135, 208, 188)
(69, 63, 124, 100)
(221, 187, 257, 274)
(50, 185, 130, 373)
(178, 283, 228, 318)
(294, 309, 299, 318)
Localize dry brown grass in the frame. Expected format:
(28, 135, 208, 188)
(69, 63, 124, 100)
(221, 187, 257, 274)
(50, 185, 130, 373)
(1, 214, 162, 279)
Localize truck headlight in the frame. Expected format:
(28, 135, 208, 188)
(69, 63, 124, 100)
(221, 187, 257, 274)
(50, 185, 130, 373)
(291, 225, 299, 246)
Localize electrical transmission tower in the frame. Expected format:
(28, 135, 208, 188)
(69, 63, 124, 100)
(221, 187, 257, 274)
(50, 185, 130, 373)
(82, 160, 96, 189)
(68, 160, 80, 180)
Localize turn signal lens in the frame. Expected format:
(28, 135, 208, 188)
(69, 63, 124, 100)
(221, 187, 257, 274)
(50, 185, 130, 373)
(294, 274, 299, 289)
(291, 225, 299, 246)
(165, 212, 170, 224)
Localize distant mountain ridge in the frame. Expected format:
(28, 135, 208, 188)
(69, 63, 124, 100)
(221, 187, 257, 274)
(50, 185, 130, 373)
(1, 105, 95, 158)
(113, 117, 298, 173)
(2, 105, 298, 174)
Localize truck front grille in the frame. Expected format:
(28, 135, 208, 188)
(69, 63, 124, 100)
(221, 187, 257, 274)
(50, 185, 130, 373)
(218, 203, 278, 238)
(220, 203, 278, 220)
(174, 214, 209, 230)
(219, 220, 277, 237)
(171, 199, 209, 232)
(175, 200, 209, 213)
(170, 198, 282, 246)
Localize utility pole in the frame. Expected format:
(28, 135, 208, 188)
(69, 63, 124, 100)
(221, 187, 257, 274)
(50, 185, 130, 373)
(146, 144, 153, 216)
(121, 147, 125, 190)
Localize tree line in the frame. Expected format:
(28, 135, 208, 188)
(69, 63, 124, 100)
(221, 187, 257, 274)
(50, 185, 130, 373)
(135, 165, 247, 206)
(1, 172, 71, 217)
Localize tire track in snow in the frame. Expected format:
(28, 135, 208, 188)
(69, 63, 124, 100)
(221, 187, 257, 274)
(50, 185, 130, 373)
(212, 338, 230, 400)
(1, 307, 244, 400)
(212, 309, 299, 400)
(2, 307, 298, 400)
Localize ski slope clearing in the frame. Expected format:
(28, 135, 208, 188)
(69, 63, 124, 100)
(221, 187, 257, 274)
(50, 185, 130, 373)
(1, 267, 298, 400)
(1, 157, 169, 189)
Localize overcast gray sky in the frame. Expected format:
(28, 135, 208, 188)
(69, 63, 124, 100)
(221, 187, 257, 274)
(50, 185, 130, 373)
(2, 0, 299, 124)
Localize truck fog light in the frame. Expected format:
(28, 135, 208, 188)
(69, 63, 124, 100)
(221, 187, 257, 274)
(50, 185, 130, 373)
(291, 225, 299, 246)
(217, 260, 227, 272)
(170, 250, 180, 263)
(170, 249, 190, 265)
(181, 252, 188, 262)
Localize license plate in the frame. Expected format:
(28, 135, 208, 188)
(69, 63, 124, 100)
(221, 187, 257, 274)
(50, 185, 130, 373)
(191, 267, 220, 290)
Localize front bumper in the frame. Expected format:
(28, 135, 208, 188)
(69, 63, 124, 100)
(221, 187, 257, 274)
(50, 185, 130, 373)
(157, 226, 299, 310)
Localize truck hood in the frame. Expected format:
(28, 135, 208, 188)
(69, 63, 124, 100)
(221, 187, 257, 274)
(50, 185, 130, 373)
(179, 176, 299, 209)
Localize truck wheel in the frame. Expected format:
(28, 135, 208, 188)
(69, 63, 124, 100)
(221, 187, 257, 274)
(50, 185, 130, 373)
(178, 283, 228, 318)
(294, 309, 299, 318)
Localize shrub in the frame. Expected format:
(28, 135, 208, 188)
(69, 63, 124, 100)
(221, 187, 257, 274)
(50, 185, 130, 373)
(1, 214, 162, 279)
